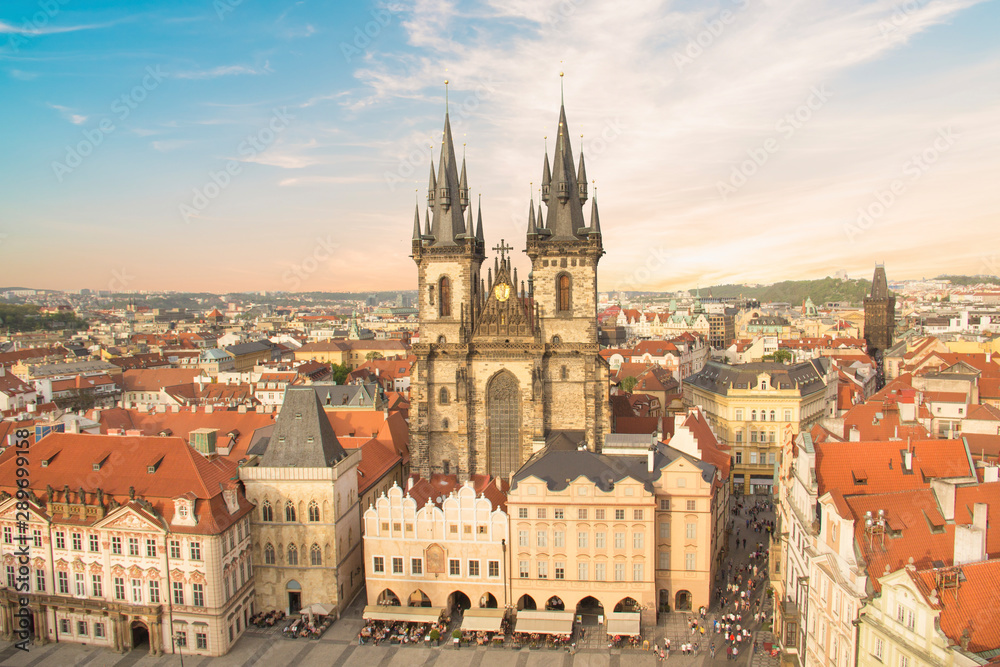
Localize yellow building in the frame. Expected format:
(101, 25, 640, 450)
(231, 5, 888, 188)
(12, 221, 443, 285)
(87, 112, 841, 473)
(683, 360, 835, 494)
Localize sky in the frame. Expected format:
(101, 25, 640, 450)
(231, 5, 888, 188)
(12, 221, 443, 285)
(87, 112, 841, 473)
(1, 0, 998, 295)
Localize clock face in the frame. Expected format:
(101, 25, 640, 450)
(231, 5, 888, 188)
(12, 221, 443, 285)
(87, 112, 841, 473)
(494, 283, 511, 302)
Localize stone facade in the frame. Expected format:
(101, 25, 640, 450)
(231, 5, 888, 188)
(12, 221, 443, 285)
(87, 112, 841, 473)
(409, 105, 610, 479)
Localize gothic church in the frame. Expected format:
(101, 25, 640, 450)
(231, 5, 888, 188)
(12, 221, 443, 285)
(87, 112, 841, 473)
(409, 100, 611, 479)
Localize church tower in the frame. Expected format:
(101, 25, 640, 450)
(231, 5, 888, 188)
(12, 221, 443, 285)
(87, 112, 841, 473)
(863, 264, 895, 389)
(410, 93, 610, 479)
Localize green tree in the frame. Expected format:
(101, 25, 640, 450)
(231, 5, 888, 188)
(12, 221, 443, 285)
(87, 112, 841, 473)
(330, 363, 350, 384)
(365, 351, 384, 361)
(620, 376, 638, 393)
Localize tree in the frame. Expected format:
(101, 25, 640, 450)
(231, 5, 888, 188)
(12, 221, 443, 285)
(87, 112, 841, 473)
(365, 351, 384, 361)
(771, 350, 792, 364)
(330, 363, 350, 385)
(620, 376, 638, 393)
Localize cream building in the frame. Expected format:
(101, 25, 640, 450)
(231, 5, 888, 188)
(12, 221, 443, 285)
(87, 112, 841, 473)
(0, 433, 255, 658)
(683, 359, 835, 494)
(507, 421, 729, 628)
(240, 386, 364, 618)
(362, 480, 508, 612)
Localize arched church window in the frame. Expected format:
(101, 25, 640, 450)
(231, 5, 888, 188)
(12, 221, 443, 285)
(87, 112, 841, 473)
(285, 501, 296, 522)
(439, 387, 449, 404)
(428, 284, 435, 306)
(308, 501, 320, 522)
(261, 500, 273, 522)
(551, 335, 561, 346)
(439, 276, 452, 317)
(287, 544, 298, 565)
(557, 274, 571, 312)
(437, 335, 446, 345)
(310, 544, 322, 566)
(263, 543, 275, 565)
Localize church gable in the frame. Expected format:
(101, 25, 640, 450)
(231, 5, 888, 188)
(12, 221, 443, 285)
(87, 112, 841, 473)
(473, 251, 534, 339)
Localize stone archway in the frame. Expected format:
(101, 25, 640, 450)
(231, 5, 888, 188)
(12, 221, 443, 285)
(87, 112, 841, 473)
(675, 590, 692, 611)
(479, 592, 498, 608)
(408, 590, 432, 607)
(130, 620, 150, 652)
(516, 594, 536, 611)
(377, 588, 400, 606)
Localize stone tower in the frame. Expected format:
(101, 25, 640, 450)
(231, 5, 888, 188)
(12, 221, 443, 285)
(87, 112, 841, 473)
(863, 264, 895, 388)
(409, 101, 611, 479)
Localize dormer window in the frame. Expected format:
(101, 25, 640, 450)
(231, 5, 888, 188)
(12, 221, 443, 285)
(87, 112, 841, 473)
(178, 504, 188, 519)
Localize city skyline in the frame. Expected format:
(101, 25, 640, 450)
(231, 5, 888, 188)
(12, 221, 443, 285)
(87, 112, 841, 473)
(2, 0, 998, 293)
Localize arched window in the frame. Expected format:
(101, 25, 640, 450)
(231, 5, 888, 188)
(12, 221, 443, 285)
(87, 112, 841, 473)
(551, 335, 561, 346)
(439, 276, 452, 317)
(308, 502, 320, 522)
(285, 501, 296, 523)
(264, 543, 275, 565)
(751, 410, 757, 421)
(310, 544, 322, 566)
(287, 544, 298, 565)
(439, 387, 449, 405)
(560, 366, 568, 380)
(437, 335, 447, 345)
(442, 418, 450, 429)
(769, 431, 776, 443)
(557, 274, 571, 312)
(770, 410, 776, 421)
(261, 501, 273, 522)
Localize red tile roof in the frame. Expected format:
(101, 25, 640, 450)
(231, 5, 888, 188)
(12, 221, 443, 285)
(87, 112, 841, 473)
(0, 433, 251, 534)
(123, 368, 202, 392)
(910, 559, 1000, 653)
(816, 439, 973, 496)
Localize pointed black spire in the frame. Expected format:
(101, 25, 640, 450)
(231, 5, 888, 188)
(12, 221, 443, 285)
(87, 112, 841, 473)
(475, 197, 484, 242)
(589, 195, 601, 234)
(541, 145, 551, 203)
(527, 196, 537, 235)
(459, 152, 469, 211)
(412, 202, 422, 241)
(424, 208, 433, 239)
(427, 161, 436, 207)
(542, 104, 587, 239)
(577, 149, 588, 205)
(429, 112, 466, 245)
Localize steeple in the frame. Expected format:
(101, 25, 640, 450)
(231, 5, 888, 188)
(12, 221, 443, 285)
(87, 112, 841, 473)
(527, 196, 537, 235)
(459, 152, 470, 211)
(475, 197, 485, 242)
(577, 149, 588, 205)
(427, 161, 436, 207)
(412, 202, 422, 241)
(871, 264, 889, 300)
(424, 208, 432, 239)
(542, 104, 588, 239)
(429, 111, 467, 245)
(589, 195, 601, 234)
(541, 148, 551, 203)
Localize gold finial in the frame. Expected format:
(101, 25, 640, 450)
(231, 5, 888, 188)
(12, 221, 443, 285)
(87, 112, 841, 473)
(559, 69, 564, 104)
(444, 77, 449, 110)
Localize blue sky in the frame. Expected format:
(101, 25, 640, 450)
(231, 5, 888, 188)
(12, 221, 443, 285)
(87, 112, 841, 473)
(1, 0, 998, 294)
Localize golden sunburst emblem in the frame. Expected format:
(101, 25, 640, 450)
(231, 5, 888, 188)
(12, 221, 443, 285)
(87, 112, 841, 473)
(494, 283, 511, 302)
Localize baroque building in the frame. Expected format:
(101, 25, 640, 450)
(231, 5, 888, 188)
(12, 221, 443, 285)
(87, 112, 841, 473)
(409, 101, 611, 479)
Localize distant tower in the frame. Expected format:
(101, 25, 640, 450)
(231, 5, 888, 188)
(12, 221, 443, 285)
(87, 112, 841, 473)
(864, 264, 895, 388)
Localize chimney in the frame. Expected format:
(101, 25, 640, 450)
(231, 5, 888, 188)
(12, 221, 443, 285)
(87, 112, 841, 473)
(647, 446, 656, 474)
(954, 503, 988, 565)
(984, 464, 999, 483)
(931, 479, 956, 521)
(849, 426, 860, 442)
(903, 450, 913, 472)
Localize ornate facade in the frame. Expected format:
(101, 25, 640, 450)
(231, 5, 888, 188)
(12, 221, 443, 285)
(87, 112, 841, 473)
(0, 433, 255, 658)
(410, 103, 611, 478)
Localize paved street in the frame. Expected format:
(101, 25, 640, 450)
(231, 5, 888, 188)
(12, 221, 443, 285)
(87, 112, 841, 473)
(0, 497, 777, 667)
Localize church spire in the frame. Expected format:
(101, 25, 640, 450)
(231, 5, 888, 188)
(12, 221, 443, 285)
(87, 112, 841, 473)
(429, 109, 466, 245)
(475, 196, 484, 242)
(459, 150, 470, 211)
(427, 160, 436, 207)
(577, 148, 588, 205)
(542, 103, 587, 239)
(412, 201, 422, 241)
(527, 195, 537, 235)
(589, 194, 601, 234)
(541, 143, 551, 203)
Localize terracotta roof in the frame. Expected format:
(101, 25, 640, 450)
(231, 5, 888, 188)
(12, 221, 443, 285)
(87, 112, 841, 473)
(0, 372, 35, 397)
(405, 473, 508, 512)
(923, 391, 969, 404)
(0, 346, 66, 366)
(841, 400, 930, 442)
(356, 439, 401, 494)
(123, 368, 202, 392)
(0, 433, 251, 534)
(815, 439, 973, 497)
(967, 404, 1000, 422)
(981, 378, 1000, 400)
(911, 559, 1000, 653)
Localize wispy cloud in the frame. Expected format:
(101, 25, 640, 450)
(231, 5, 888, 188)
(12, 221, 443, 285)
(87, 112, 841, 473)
(151, 139, 192, 152)
(237, 139, 324, 169)
(279, 175, 376, 186)
(9, 69, 37, 80)
(171, 62, 272, 80)
(47, 103, 87, 125)
(0, 19, 121, 36)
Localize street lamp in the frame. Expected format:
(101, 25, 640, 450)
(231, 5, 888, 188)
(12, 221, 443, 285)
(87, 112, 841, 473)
(173, 632, 186, 667)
